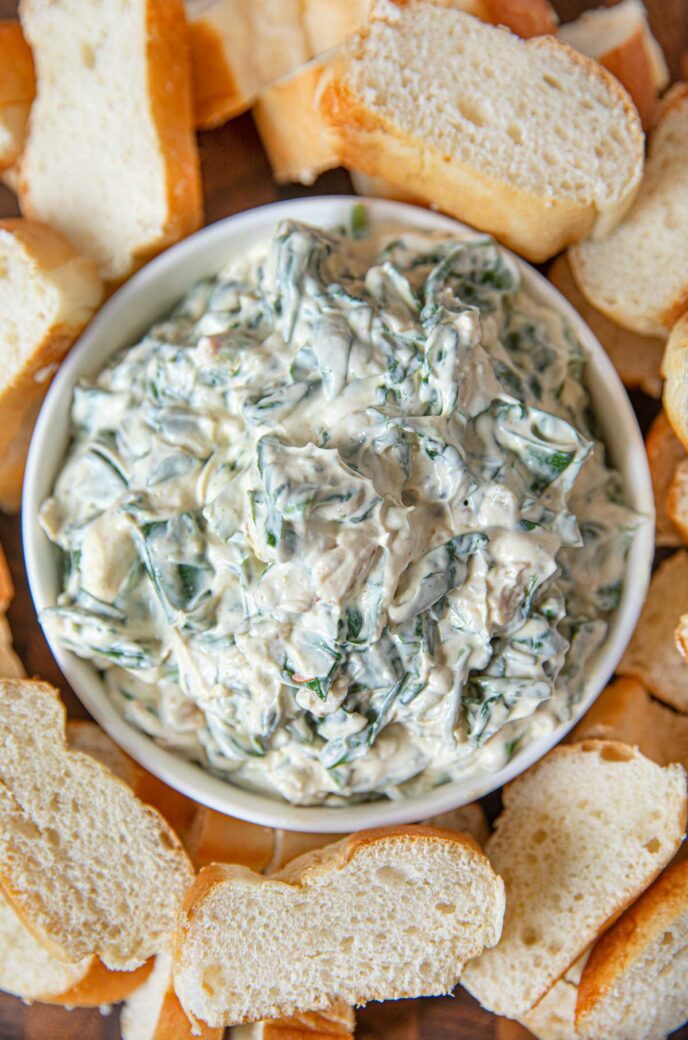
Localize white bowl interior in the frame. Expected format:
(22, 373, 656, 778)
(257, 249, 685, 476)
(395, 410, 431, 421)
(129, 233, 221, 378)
(23, 197, 654, 832)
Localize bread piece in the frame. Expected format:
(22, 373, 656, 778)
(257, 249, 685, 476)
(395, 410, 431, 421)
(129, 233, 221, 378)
(0, 544, 24, 679)
(320, 3, 643, 263)
(667, 457, 688, 544)
(253, 55, 340, 185)
(645, 410, 685, 547)
(427, 803, 490, 848)
(461, 741, 687, 1017)
(520, 955, 587, 1040)
(302, 0, 557, 53)
(558, 0, 668, 129)
(570, 677, 688, 771)
(184, 806, 274, 872)
(570, 85, 688, 337)
(188, 0, 309, 129)
(0, 219, 103, 512)
(122, 953, 222, 1040)
(548, 254, 664, 399)
(0, 21, 34, 172)
(618, 551, 688, 712)
(0, 893, 153, 1005)
(575, 858, 688, 1040)
(174, 825, 505, 1028)
(664, 312, 688, 454)
(18, 0, 202, 282)
(0, 680, 193, 970)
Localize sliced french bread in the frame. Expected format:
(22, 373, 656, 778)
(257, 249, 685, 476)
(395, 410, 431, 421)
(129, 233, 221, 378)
(520, 955, 588, 1040)
(0, 219, 102, 512)
(575, 859, 688, 1040)
(667, 458, 688, 544)
(645, 410, 685, 547)
(18, 0, 202, 282)
(0, 894, 153, 1005)
(0, 680, 194, 971)
(320, 2, 643, 262)
(664, 312, 688, 453)
(570, 84, 688, 337)
(461, 741, 687, 1017)
(253, 55, 340, 185)
(618, 551, 688, 712)
(184, 806, 274, 873)
(174, 826, 505, 1028)
(548, 253, 664, 399)
(570, 677, 688, 771)
(0, 21, 34, 173)
(558, 0, 668, 129)
(188, 0, 310, 129)
(121, 953, 222, 1040)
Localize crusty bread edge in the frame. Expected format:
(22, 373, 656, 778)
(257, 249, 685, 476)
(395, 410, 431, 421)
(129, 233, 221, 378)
(663, 312, 688, 453)
(575, 857, 688, 1029)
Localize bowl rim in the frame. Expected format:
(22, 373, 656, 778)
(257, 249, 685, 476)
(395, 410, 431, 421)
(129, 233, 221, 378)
(22, 196, 655, 832)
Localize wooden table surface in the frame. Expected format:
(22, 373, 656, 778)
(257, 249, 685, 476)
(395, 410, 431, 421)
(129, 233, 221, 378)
(1, 1, 687, 1037)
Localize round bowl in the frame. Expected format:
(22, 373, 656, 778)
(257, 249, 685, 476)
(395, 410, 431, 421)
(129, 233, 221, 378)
(23, 196, 654, 832)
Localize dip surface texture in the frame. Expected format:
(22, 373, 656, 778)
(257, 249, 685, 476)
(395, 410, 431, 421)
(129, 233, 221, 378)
(40, 217, 636, 805)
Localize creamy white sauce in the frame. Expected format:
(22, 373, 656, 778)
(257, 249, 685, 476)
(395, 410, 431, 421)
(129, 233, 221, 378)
(40, 215, 637, 805)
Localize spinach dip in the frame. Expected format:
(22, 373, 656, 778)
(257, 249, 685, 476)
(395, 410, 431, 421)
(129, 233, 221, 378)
(40, 214, 637, 805)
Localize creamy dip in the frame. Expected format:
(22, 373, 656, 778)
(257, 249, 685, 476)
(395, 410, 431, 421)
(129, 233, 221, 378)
(40, 213, 637, 805)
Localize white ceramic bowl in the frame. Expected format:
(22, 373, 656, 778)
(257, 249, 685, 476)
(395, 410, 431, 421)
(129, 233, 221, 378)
(23, 197, 654, 832)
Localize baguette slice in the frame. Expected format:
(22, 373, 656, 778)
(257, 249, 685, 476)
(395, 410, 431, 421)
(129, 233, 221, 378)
(0, 680, 194, 970)
(645, 410, 685, 547)
(320, 3, 643, 262)
(0, 894, 152, 1005)
(519, 955, 587, 1040)
(667, 458, 688, 544)
(570, 677, 688, 771)
(0, 219, 103, 512)
(188, 0, 309, 129)
(18, 0, 202, 282)
(0, 21, 34, 172)
(575, 859, 688, 1040)
(302, 0, 557, 54)
(184, 806, 274, 873)
(618, 551, 688, 712)
(174, 825, 505, 1028)
(253, 55, 340, 185)
(461, 741, 687, 1017)
(570, 85, 688, 337)
(121, 953, 222, 1040)
(663, 312, 688, 454)
(558, 0, 669, 129)
(548, 254, 664, 399)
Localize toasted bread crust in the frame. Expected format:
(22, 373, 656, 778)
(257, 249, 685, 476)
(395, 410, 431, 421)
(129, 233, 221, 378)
(143, 0, 203, 263)
(184, 807, 274, 872)
(598, 26, 659, 130)
(575, 858, 688, 1028)
(47, 956, 153, 1007)
(189, 18, 248, 129)
(484, 0, 557, 38)
(0, 22, 34, 171)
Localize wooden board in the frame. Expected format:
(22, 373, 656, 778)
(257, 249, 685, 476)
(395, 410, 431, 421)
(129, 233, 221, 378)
(0, 1, 687, 1038)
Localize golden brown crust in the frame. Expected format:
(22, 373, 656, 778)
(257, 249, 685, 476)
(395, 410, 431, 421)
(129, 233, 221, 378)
(645, 410, 685, 546)
(0, 22, 35, 107)
(184, 807, 274, 872)
(47, 956, 153, 1007)
(188, 19, 248, 129)
(598, 27, 659, 131)
(153, 983, 224, 1039)
(484, 0, 557, 38)
(0, 544, 14, 614)
(664, 313, 688, 453)
(253, 58, 340, 185)
(576, 858, 688, 1028)
(322, 32, 642, 262)
(143, 0, 203, 264)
